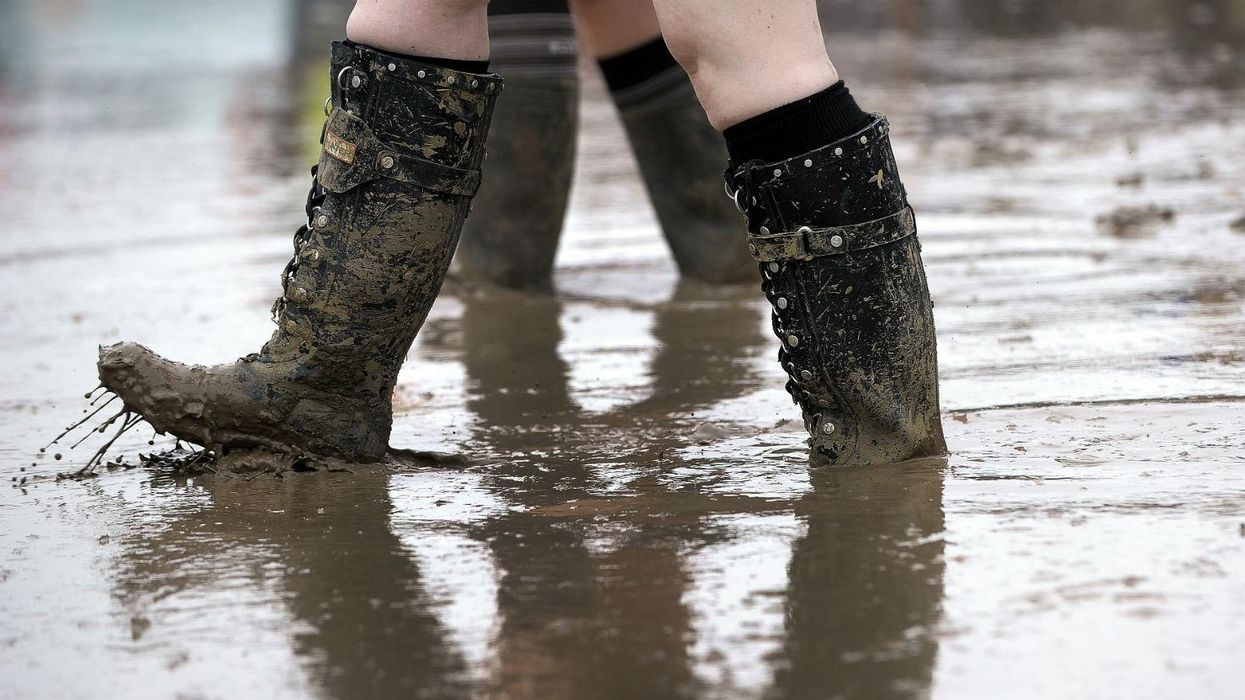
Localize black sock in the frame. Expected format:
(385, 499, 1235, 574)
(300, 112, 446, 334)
(344, 39, 490, 74)
(487, 0, 569, 14)
(598, 36, 680, 93)
(723, 82, 871, 165)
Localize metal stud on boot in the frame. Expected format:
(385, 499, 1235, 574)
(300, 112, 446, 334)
(97, 43, 502, 462)
(725, 116, 947, 465)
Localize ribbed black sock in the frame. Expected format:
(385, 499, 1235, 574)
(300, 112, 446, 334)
(344, 39, 490, 74)
(598, 36, 680, 93)
(723, 81, 871, 165)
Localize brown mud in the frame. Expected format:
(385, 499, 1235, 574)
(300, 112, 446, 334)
(3, 0, 1245, 698)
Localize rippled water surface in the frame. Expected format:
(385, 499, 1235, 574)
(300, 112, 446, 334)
(2, 1, 1245, 698)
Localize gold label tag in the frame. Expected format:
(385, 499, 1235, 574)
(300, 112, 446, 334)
(324, 130, 357, 164)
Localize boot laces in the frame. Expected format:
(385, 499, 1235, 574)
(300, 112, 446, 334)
(729, 159, 818, 419)
(270, 164, 327, 325)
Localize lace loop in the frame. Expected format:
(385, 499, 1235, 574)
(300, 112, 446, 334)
(271, 165, 327, 324)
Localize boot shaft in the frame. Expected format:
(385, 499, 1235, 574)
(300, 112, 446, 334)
(268, 45, 502, 396)
(727, 116, 945, 464)
(614, 66, 756, 284)
(455, 9, 579, 289)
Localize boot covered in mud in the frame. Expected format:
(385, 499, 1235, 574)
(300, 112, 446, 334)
(454, 3, 579, 290)
(725, 116, 946, 465)
(613, 54, 756, 284)
(97, 42, 502, 462)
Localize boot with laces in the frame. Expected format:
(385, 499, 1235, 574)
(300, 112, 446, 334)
(725, 115, 947, 465)
(97, 42, 502, 462)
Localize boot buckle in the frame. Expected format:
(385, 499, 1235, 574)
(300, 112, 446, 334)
(748, 227, 813, 262)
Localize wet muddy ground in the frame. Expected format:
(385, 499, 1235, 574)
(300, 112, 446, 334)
(3, 1, 1245, 698)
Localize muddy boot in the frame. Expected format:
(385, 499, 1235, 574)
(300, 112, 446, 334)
(454, 2, 578, 291)
(96, 42, 502, 462)
(725, 116, 947, 465)
(608, 42, 755, 284)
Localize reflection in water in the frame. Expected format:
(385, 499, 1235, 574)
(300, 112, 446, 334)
(105, 449, 946, 698)
(109, 472, 474, 697)
(773, 463, 945, 699)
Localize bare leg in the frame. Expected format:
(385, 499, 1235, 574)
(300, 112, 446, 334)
(347, 0, 490, 61)
(651, 0, 837, 129)
(570, 0, 661, 58)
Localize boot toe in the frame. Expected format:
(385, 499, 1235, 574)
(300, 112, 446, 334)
(97, 342, 207, 441)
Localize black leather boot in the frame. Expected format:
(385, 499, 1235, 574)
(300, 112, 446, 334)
(725, 116, 947, 465)
(97, 42, 502, 462)
(454, 4, 578, 291)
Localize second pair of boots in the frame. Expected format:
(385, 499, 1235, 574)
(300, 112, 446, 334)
(96, 34, 945, 467)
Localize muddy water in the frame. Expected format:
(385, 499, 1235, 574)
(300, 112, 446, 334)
(3, 0, 1245, 698)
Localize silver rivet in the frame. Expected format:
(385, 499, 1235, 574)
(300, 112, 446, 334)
(387, 62, 397, 72)
(773, 168, 783, 178)
(804, 159, 813, 167)
(303, 248, 320, 262)
(417, 70, 427, 79)
(446, 76, 456, 85)
(860, 136, 868, 145)
(768, 263, 780, 273)
(800, 369, 813, 381)
(834, 147, 843, 156)
(787, 334, 799, 347)
(830, 234, 844, 248)
(822, 422, 836, 435)
(776, 297, 788, 310)
(759, 226, 770, 236)
(288, 287, 308, 302)
(471, 79, 479, 88)
(379, 155, 395, 169)
(350, 74, 362, 88)
(315, 214, 329, 229)
(284, 320, 298, 333)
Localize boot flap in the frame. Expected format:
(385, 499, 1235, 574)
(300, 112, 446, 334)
(749, 207, 916, 262)
(318, 109, 482, 197)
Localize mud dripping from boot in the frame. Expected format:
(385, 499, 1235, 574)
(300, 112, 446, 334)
(37, 384, 151, 479)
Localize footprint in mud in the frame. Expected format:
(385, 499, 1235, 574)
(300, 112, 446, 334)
(1095, 204, 1176, 238)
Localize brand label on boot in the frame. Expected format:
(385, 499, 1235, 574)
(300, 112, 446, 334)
(324, 130, 357, 165)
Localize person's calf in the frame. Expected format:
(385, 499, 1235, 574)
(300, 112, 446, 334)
(346, 0, 491, 64)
